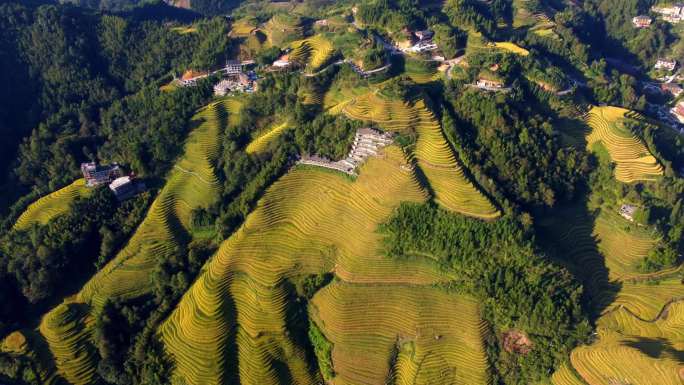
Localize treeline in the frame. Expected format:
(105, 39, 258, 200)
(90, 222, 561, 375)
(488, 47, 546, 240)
(0, 1, 229, 213)
(0, 188, 151, 336)
(444, 81, 589, 209)
(380, 203, 590, 385)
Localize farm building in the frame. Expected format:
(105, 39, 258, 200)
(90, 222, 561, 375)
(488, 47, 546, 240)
(655, 58, 677, 71)
(619, 204, 638, 222)
(81, 162, 122, 187)
(670, 101, 684, 123)
(632, 15, 652, 28)
(179, 70, 210, 86)
(109, 176, 145, 201)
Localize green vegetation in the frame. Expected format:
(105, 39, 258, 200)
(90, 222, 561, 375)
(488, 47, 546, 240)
(308, 321, 334, 381)
(380, 202, 590, 385)
(1, 0, 683, 385)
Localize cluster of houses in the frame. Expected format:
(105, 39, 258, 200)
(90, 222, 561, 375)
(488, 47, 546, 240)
(81, 162, 145, 201)
(298, 128, 393, 175)
(178, 60, 257, 95)
(655, 58, 677, 72)
(653, 3, 684, 23)
(403, 29, 438, 53)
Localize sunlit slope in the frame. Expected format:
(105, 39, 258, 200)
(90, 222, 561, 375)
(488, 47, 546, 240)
(543, 205, 684, 385)
(39, 304, 97, 385)
(245, 121, 289, 154)
(569, 329, 684, 385)
(14, 178, 91, 230)
(78, 100, 228, 307)
(290, 34, 335, 72)
(593, 211, 662, 280)
(341, 91, 499, 219)
(585, 106, 663, 183)
(310, 282, 491, 385)
(160, 146, 458, 385)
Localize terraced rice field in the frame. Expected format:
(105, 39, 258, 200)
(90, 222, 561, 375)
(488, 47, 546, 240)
(19, 99, 232, 384)
(543, 204, 684, 385)
(585, 106, 663, 183)
(263, 14, 304, 46)
(245, 121, 289, 154)
(569, 329, 684, 385)
(550, 362, 587, 385)
(79, 100, 227, 307)
(593, 211, 661, 280)
(231, 17, 258, 36)
(341, 91, 499, 219)
(39, 304, 97, 385)
(310, 282, 491, 385)
(160, 146, 474, 385)
(13, 178, 91, 231)
(289, 35, 335, 72)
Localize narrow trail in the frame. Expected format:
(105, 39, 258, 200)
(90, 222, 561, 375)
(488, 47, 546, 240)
(173, 165, 217, 185)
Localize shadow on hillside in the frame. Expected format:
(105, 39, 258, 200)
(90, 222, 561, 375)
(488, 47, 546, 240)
(625, 337, 684, 362)
(534, 195, 621, 321)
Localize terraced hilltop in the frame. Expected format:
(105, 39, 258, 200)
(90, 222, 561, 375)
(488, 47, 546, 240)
(12, 99, 232, 384)
(159, 145, 486, 385)
(13, 178, 91, 231)
(341, 91, 499, 219)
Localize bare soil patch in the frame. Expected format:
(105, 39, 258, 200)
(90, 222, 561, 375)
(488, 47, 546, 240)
(502, 329, 533, 354)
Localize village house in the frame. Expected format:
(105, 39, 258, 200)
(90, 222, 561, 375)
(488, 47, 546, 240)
(619, 204, 638, 222)
(661, 83, 683, 97)
(655, 58, 677, 71)
(179, 69, 210, 86)
(224, 60, 242, 75)
(671, 100, 684, 123)
(476, 78, 504, 90)
(653, 3, 684, 16)
(298, 128, 393, 175)
(314, 19, 328, 26)
(272, 54, 291, 68)
(213, 73, 254, 96)
(415, 29, 434, 41)
(632, 15, 653, 28)
(109, 176, 146, 201)
(81, 162, 122, 187)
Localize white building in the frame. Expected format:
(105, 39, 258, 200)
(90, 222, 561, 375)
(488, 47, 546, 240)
(655, 58, 677, 71)
(405, 41, 438, 53)
(272, 54, 291, 68)
(415, 29, 433, 41)
(225, 60, 242, 75)
(109, 176, 145, 201)
(632, 15, 653, 28)
(476, 78, 504, 90)
(653, 4, 684, 15)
